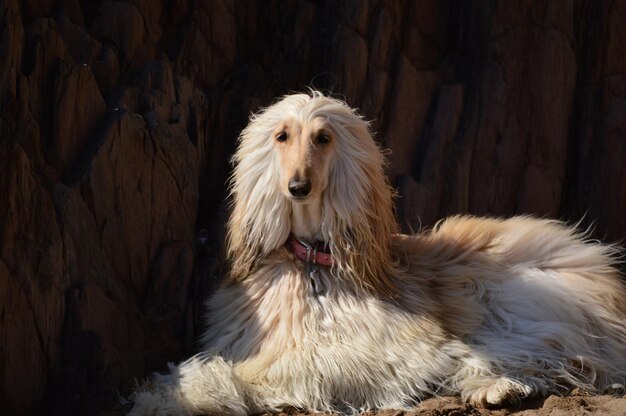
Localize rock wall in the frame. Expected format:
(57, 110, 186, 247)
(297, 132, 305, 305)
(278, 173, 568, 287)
(0, 1, 624, 414)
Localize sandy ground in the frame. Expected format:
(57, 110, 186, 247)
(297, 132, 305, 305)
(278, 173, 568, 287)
(109, 392, 626, 415)
(262, 393, 626, 416)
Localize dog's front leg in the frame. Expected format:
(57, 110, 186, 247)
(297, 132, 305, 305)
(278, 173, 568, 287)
(128, 355, 249, 416)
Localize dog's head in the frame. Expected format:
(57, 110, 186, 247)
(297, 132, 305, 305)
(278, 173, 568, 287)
(228, 91, 398, 296)
(234, 92, 375, 203)
(272, 113, 336, 202)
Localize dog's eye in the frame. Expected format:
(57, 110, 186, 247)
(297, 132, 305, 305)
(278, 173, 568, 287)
(317, 134, 330, 144)
(276, 132, 287, 142)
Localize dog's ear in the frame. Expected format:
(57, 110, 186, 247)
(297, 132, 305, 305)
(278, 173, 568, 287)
(321, 111, 400, 298)
(226, 102, 294, 281)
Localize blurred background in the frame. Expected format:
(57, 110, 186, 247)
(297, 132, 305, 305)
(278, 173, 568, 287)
(0, 0, 625, 414)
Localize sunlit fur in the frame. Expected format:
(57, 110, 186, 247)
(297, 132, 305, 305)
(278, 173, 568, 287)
(129, 91, 626, 416)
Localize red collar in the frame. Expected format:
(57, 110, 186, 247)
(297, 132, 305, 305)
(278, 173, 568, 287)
(289, 236, 334, 266)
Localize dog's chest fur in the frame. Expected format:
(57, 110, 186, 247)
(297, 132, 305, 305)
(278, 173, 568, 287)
(200, 258, 459, 407)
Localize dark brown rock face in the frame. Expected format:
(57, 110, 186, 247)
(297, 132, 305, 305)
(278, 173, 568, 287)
(0, 1, 624, 415)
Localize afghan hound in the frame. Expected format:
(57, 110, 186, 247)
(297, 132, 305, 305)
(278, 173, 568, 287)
(129, 91, 626, 415)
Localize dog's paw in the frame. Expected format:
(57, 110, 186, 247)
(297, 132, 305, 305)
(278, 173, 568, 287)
(465, 377, 534, 407)
(605, 383, 625, 397)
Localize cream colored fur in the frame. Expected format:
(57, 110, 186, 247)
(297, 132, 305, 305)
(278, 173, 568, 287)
(129, 91, 626, 416)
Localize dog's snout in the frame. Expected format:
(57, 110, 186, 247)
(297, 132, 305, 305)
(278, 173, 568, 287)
(288, 180, 312, 198)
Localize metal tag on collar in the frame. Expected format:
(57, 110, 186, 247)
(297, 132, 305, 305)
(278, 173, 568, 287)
(307, 262, 324, 295)
(296, 237, 325, 295)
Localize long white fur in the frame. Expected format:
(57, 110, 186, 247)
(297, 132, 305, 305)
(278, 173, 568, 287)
(129, 91, 626, 416)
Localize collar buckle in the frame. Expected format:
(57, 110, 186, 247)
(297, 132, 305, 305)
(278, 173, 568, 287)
(289, 236, 334, 267)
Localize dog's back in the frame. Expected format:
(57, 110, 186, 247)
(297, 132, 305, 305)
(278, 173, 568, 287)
(396, 215, 626, 403)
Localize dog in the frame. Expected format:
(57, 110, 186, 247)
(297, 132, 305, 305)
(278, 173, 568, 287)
(129, 91, 626, 415)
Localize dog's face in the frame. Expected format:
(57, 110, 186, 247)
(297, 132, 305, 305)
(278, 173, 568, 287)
(273, 117, 336, 202)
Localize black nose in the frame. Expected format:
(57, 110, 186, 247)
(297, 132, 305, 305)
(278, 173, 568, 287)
(288, 180, 312, 197)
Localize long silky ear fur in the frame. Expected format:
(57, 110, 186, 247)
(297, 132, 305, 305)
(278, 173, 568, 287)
(319, 103, 400, 297)
(227, 92, 400, 297)
(226, 95, 309, 281)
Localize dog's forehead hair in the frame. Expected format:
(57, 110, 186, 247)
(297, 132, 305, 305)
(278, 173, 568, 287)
(274, 117, 331, 140)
